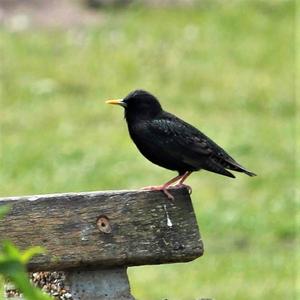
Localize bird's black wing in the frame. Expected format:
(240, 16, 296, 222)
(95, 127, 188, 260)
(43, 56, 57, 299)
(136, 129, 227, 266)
(142, 112, 255, 177)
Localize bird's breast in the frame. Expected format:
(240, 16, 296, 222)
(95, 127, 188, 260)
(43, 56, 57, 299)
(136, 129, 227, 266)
(127, 121, 195, 172)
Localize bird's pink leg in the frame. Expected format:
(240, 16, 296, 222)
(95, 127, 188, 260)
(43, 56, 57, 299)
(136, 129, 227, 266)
(141, 174, 183, 201)
(172, 171, 192, 194)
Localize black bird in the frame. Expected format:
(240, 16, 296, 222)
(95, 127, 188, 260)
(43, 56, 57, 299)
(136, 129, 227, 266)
(106, 90, 256, 200)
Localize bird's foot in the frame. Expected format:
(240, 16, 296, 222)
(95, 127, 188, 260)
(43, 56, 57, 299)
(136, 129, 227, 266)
(141, 185, 175, 201)
(171, 183, 192, 195)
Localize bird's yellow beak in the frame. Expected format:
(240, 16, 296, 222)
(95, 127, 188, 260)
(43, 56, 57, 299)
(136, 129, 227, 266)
(105, 99, 127, 108)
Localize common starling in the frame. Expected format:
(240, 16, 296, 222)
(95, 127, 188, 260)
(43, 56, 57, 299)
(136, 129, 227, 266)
(106, 90, 256, 200)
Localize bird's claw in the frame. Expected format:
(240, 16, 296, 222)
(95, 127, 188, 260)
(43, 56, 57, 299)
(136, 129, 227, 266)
(171, 183, 192, 195)
(162, 189, 175, 201)
(141, 185, 175, 201)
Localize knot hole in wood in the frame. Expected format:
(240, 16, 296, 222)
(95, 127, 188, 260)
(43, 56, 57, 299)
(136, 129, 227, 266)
(96, 215, 112, 234)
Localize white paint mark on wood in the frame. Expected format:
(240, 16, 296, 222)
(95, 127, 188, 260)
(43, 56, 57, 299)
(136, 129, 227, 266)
(163, 204, 173, 228)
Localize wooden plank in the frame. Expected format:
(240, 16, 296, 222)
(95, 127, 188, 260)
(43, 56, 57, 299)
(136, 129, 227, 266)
(0, 189, 203, 271)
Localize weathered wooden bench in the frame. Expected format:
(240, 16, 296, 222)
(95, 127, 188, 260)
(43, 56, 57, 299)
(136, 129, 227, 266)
(0, 188, 203, 299)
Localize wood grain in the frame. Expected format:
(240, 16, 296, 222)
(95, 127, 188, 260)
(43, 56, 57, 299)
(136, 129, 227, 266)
(0, 188, 203, 271)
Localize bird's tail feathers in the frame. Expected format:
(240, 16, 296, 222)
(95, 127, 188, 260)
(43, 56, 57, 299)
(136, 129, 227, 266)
(224, 159, 257, 177)
(219, 168, 236, 178)
(242, 169, 257, 177)
(203, 160, 236, 178)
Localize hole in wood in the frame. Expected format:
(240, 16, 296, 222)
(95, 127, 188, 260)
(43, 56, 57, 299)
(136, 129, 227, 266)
(96, 215, 112, 234)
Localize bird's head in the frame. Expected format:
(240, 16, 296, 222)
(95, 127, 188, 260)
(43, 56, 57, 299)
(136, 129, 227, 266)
(106, 90, 162, 122)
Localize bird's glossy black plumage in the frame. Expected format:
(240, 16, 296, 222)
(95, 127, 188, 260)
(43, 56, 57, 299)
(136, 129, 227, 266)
(120, 90, 256, 178)
(106, 90, 256, 199)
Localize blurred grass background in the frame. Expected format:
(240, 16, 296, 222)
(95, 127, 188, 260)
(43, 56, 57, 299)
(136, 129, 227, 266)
(0, 0, 296, 299)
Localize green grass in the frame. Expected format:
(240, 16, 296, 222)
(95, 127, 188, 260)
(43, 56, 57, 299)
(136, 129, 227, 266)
(0, 1, 296, 299)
